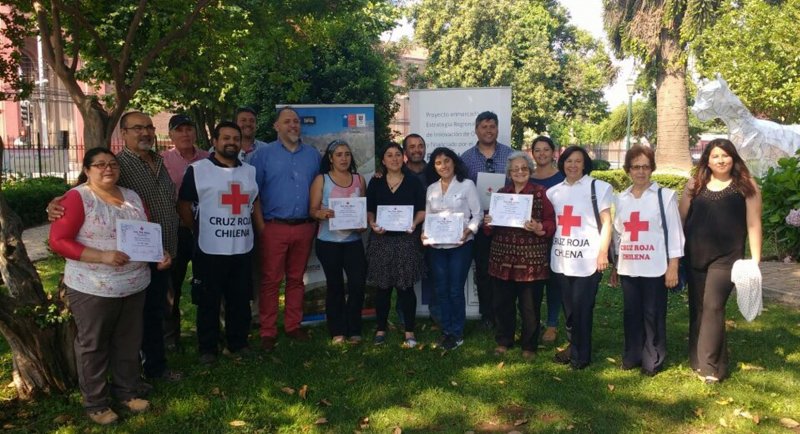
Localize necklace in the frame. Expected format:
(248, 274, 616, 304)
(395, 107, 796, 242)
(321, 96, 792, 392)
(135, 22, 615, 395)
(387, 175, 403, 192)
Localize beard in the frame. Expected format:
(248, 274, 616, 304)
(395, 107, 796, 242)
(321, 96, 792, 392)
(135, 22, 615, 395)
(136, 140, 153, 151)
(219, 145, 240, 159)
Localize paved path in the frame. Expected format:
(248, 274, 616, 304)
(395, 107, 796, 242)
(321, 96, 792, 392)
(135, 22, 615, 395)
(18, 223, 800, 307)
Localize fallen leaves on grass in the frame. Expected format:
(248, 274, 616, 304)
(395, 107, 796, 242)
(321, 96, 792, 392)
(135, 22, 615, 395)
(715, 397, 733, 405)
(552, 376, 562, 382)
(298, 384, 308, 400)
(739, 363, 765, 371)
(303, 361, 313, 369)
(345, 377, 356, 384)
(229, 420, 247, 427)
(719, 417, 728, 427)
(450, 381, 458, 387)
(391, 426, 402, 434)
(733, 408, 758, 423)
(497, 380, 506, 385)
(314, 417, 328, 425)
(606, 357, 616, 364)
(358, 416, 370, 429)
(725, 320, 737, 329)
(497, 361, 505, 369)
(607, 384, 615, 392)
(52, 414, 72, 425)
(317, 398, 332, 407)
(780, 418, 800, 428)
(513, 419, 528, 426)
(280, 386, 295, 395)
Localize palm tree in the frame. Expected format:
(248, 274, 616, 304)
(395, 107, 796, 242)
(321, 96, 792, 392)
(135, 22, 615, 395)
(603, 0, 720, 173)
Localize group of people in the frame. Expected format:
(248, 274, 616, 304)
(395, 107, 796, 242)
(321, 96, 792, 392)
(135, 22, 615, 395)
(46, 106, 761, 425)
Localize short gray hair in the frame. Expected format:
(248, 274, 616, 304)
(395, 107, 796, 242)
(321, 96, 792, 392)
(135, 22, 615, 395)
(506, 151, 534, 177)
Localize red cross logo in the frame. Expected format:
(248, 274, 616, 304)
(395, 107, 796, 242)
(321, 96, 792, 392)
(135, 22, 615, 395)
(623, 211, 649, 241)
(557, 205, 582, 236)
(220, 183, 250, 215)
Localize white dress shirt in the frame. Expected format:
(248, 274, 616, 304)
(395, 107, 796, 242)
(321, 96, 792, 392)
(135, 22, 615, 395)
(424, 177, 483, 249)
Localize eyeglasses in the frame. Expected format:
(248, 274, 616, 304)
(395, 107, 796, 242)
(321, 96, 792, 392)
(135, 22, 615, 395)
(509, 166, 530, 173)
(485, 158, 495, 173)
(123, 125, 156, 134)
(630, 164, 652, 171)
(90, 161, 120, 170)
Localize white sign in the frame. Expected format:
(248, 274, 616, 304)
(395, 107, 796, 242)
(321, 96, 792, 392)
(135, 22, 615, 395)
(488, 193, 533, 228)
(409, 87, 513, 157)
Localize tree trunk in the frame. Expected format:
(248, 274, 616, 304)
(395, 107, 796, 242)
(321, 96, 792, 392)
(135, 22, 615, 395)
(78, 98, 113, 149)
(654, 32, 692, 174)
(0, 142, 76, 400)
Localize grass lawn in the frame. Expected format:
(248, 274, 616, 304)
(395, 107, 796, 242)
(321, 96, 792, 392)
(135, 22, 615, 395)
(1, 257, 799, 433)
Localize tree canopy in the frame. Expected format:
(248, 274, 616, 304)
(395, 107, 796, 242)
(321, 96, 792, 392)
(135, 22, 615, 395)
(694, 0, 800, 123)
(412, 0, 615, 147)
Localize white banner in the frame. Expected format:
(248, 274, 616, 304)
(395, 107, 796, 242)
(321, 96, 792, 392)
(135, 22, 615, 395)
(409, 87, 513, 157)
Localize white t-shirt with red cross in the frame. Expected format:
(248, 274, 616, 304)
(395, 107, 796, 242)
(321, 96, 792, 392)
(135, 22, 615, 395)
(613, 182, 684, 277)
(546, 175, 614, 277)
(193, 159, 258, 255)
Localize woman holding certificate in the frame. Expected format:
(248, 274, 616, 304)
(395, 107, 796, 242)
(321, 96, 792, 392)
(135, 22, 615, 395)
(366, 142, 426, 348)
(610, 145, 684, 376)
(49, 148, 171, 425)
(546, 145, 613, 370)
(310, 140, 368, 345)
(422, 147, 482, 351)
(483, 151, 555, 358)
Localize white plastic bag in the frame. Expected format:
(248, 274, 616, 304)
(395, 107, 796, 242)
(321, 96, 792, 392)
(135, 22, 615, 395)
(731, 259, 762, 322)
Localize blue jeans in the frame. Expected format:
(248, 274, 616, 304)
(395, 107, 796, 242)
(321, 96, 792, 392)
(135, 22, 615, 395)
(430, 241, 474, 339)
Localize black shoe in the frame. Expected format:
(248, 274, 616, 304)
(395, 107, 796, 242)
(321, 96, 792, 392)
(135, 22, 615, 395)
(553, 347, 571, 365)
(621, 361, 640, 370)
(640, 368, 658, 377)
(570, 361, 589, 370)
(441, 335, 463, 351)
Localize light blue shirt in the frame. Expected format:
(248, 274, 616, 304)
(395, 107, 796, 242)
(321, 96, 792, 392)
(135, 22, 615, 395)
(250, 140, 321, 219)
(460, 142, 514, 183)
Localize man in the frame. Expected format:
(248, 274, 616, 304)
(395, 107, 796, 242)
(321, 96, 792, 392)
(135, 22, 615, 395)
(235, 107, 269, 163)
(459, 111, 514, 328)
(161, 114, 209, 350)
(177, 121, 264, 364)
(249, 107, 321, 351)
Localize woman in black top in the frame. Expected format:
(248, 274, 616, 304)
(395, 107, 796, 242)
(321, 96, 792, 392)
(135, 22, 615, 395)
(679, 139, 762, 383)
(366, 142, 426, 348)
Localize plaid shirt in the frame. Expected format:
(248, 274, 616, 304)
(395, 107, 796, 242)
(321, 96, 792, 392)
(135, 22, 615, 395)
(116, 146, 179, 257)
(461, 142, 515, 183)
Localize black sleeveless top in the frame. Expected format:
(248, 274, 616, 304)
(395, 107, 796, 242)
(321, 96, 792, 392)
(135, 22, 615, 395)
(684, 184, 747, 269)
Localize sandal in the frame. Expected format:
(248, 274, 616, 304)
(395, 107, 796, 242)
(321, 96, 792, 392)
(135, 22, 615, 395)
(121, 398, 150, 413)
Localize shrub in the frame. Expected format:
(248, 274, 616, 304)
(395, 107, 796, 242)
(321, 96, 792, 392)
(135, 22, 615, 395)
(593, 159, 611, 171)
(592, 170, 689, 195)
(758, 151, 800, 260)
(651, 174, 689, 194)
(1, 176, 70, 228)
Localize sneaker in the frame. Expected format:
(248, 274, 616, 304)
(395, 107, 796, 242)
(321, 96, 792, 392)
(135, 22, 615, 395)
(199, 353, 217, 365)
(286, 328, 310, 341)
(120, 398, 150, 413)
(88, 408, 118, 425)
(553, 346, 571, 365)
(441, 336, 463, 351)
(542, 326, 558, 343)
(373, 333, 386, 345)
(402, 337, 418, 349)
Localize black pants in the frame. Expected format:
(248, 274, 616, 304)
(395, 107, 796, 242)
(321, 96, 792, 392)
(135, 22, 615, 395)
(688, 264, 733, 378)
(621, 275, 668, 373)
(375, 286, 416, 333)
(315, 239, 366, 338)
(473, 229, 493, 321)
(553, 272, 601, 367)
(165, 226, 194, 347)
(142, 266, 169, 378)
(193, 252, 252, 355)
(493, 278, 545, 352)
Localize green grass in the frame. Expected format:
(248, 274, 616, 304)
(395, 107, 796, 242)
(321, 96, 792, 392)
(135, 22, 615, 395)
(1, 258, 799, 433)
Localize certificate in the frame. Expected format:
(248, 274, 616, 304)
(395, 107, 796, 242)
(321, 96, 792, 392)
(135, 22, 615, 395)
(116, 219, 164, 262)
(476, 172, 507, 210)
(424, 212, 464, 245)
(376, 205, 414, 232)
(488, 193, 533, 228)
(328, 197, 367, 231)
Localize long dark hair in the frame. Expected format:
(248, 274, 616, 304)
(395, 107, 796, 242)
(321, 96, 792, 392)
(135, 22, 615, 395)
(378, 142, 404, 173)
(76, 148, 117, 185)
(425, 147, 468, 185)
(319, 140, 358, 174)
(691, 138, 756, 198)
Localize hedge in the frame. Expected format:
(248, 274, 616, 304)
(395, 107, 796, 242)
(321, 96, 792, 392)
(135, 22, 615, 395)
(591, 169, 689, 194)
(1, 176, 70, 228)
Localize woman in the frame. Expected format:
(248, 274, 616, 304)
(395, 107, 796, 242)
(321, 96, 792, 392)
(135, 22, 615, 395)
(49, 148, 171, 425)
(547, 145, 613, 370)
(484, 151, 555, 358)
(610, 145, 684, 376)
(679, 138, 761, 383)
(309, 140, 367, 344)
(422, 147, 482, 351)
(366, 142, 426, 348)
(528, 136, 566, 343)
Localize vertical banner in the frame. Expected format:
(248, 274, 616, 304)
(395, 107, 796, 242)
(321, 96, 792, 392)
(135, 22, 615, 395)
(409, 88, 513, 320)
(279, 104, 376, 324)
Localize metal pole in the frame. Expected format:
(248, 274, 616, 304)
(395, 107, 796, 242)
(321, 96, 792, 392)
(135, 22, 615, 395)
(625, 93, 632, 151)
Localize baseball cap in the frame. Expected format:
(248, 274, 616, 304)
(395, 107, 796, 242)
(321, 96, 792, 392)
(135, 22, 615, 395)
(169, 114, 194, 131)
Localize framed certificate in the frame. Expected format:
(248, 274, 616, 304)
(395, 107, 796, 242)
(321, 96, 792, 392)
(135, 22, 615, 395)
(424, 212, 464, 245)
(116, 219, 164, 262)
(476, 172, 507, 210)
(328, 197, 367, 231)
(376, 205, 414, 232)
(488, 193, 533, 228)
